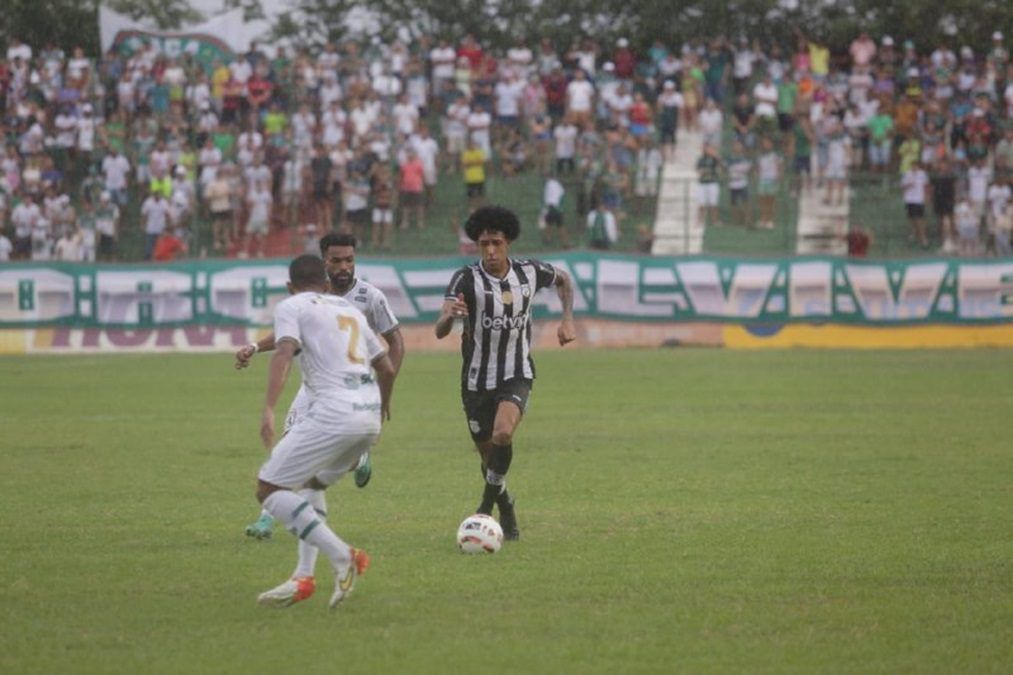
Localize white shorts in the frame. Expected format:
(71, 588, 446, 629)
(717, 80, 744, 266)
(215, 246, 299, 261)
(372, 208, 393, 224)
(825, 161, 846, 181)
(446, 132, 465, 154)
(260, 410, 379, 489)
(247, 216, 269, 236)
(696, 182, 720, 207)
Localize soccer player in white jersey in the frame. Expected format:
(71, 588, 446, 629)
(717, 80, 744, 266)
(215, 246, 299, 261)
(254, 254, 395, 609)
(235, 232, 405, 539)
(435, 206, 576, 540)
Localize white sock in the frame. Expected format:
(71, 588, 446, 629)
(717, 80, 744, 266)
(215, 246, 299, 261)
(261, 508, 272, 520)
(292, 489, 326, 578)
(262, 490, 351, 572)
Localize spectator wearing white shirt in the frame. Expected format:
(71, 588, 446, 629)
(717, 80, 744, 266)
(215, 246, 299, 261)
(443, 95, 470, 172)
(553, 116, 579, 176)
(245, 180, 272, 258)
(751, 72, 778, 134)
(102, 148, 130, 206)
(11, 194, 41, 259)
(902, 161, 930, 247)
(54, 226, 83, 261)
(141, 192, 172, 260)
(541, 175, 568, 247)
(507, 38, 534, 78)
(466, 105, 492, 157)
(494, 72, 524, 136)
(698, 97, 724, 148)
(6, 39, 32, 64)
(565, 69, 595, 127)
(732, 37, 756, 97)
(410, 126, 440, 200)
(0, 230, 12, 261)
(30, 217, 52, 261)
(430, 40, 457, 97)
(392, 94, 419, 137)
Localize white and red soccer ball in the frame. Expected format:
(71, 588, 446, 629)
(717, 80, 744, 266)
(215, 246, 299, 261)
(456, 514, 503, 554)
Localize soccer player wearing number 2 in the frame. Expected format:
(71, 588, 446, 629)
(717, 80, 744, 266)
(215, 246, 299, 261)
(435, 206, 576, 540)
(254, 255, 395, 609)
(236, 232, 405, 540)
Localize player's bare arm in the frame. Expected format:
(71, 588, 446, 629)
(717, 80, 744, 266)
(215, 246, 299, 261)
(372, 352, 396, 421)
(234, 333, 277, 369)
(260, 338, 297, 449)
(555, 270, 576, 346)
(435, 293, 467, 339)
(383, 327, 405, 375)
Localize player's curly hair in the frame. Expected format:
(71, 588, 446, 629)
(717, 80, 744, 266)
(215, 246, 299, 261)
(464, 205, 521, 242)
(289, 254, 328, 289)
(318, 231, 357, 254)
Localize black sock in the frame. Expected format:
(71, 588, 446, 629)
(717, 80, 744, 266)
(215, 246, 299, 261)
(479, 444, 514, 514)
(488, 443, 512, 476)
(478, 480, 501, 515)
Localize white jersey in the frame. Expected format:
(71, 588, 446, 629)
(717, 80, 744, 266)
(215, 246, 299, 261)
(282, 278, 399, 433)
(341, 278, 400, 336)
(274, 292, 386, 413)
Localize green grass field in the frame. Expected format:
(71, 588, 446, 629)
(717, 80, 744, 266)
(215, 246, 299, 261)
(2, 349, 1011, 673)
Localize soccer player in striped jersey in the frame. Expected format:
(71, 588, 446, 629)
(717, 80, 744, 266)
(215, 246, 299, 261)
(435, 205, 576, 540)
(235, 233, 405, 540)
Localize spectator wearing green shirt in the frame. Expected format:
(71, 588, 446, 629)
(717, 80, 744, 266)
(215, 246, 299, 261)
(867, 103, 894, 173)
(212, 123, 236, 162)
(777, 77, 798, 134)
(264, 102, 288, 140)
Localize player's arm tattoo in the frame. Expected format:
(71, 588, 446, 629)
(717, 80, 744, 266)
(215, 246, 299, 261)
(554, 269, 574, 320)
(554, 270, 576, 346)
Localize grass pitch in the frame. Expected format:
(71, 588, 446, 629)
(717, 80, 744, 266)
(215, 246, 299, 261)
(1, 349, 1011, 673)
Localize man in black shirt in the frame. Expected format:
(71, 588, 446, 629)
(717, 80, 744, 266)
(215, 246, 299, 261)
(435, 206, 576, 540)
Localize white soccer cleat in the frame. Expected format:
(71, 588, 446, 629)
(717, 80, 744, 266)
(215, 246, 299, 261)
(257, 576, 316, 608)
(329, 548, 370, 609)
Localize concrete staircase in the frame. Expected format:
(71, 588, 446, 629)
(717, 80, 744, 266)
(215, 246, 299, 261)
(651, 128, 704, 255)
(795, 176, 849, 255)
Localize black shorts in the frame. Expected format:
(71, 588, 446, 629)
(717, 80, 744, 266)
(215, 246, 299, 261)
(99, 234, 116, 257)
(466, 182, 485, 198)
(905, 203, 925, 218)
(933, 197, 954, 217)
(13, 236, 31, 257)
(346, 208, 369, 225)
(461, 379, 531, 443)
(545, 205, 563, 227)
(730, 187, 749, 205)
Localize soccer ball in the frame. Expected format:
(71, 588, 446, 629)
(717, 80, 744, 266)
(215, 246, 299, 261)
(456, 514, 503, 554)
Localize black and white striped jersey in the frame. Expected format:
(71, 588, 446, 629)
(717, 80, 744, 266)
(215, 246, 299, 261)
(445, 258, 558, 392)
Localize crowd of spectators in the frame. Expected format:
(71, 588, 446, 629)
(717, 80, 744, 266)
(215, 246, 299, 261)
(0, 27, 1011, 262)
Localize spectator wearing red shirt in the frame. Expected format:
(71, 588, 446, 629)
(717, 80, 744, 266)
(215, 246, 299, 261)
(152, 226, 187, 261)
(628, 92, 652, 138)
(398, 147, 426, 230)
(613, 37, 636, 80)
(543, 67, 568, 122)
(845, 223, 873, 257)
(247, 72, 273, 113)
(457, 34, 484, 71)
